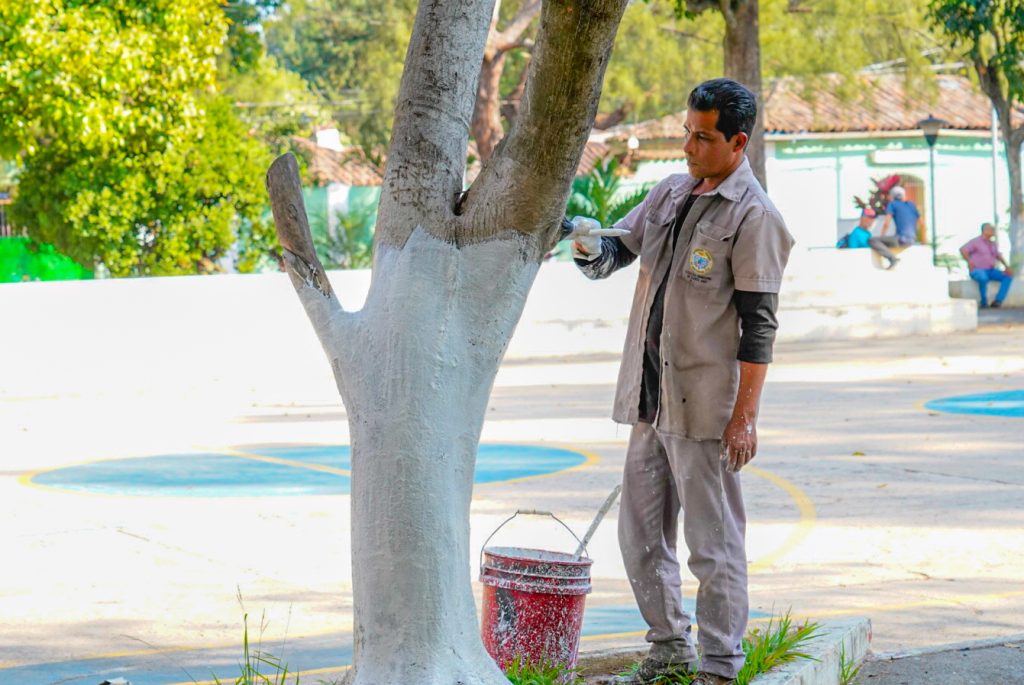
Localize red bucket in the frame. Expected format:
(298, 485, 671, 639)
(479, 512, 593, 670)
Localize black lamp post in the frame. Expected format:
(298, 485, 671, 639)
(918, 114, 947, 264)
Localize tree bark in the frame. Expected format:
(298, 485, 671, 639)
(686, 0, 767, 189)
(975, 57, 1023, 268)
(267, 0, 630, 682)
(1005, 130, 1024, 268)
(722, 0, 767, 189)
(471, 51, 508, 161)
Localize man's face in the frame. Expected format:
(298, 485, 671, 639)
(682, 109, 747, 180)
(983, 226, 996, 240)
(859, 215, 876, 230)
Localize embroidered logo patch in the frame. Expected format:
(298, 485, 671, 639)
(690, 248, 714, 275)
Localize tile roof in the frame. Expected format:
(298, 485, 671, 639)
(292, 137, 385, 187)
(296, 74, 1020, 186)
(600, 73, 1023, 141)
(763, 73, 1023, 133)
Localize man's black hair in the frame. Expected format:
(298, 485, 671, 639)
(687, 78, 757, 142)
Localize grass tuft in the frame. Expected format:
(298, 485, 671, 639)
(211, 612, 299, 685)
(504, 654, 583, 685)
(617, 610, 823, 685)
(838, 642, 862, 685)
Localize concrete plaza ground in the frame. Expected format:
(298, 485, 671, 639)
(0, 310, 1021, 683)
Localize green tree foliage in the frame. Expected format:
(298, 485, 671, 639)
(759, 0, 938, 90)
(12, 97, 274, 275)
(928, 0, 1024, 265)
(220, 53, 328, 155)
(219, 0, 327, 156)
(264, 0, 417, 153)
(222, 0, 283, 74)
(601, 2, 722, 122)
(313, 201, 376, 270)
(0, 0, 275, 276)
(567, 158, 654, 227)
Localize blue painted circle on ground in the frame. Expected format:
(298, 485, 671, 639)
(925, 389, 1024, 417)
(31, 444, 589, 497)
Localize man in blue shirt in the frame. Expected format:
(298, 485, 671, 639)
(837, 208, 900, 269)
(881, 185, 921, 246)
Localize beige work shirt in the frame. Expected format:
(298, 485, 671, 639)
(612, 158, 794, 440)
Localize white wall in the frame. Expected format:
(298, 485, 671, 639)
(766, 135, 1014, 267)
(0, 256, 973, 405)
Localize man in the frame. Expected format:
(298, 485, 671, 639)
(960, 223, 1014, 308)
(836, 208, 900, 269)
(879, 185, 920, 247)
(565, 78, 794, 684)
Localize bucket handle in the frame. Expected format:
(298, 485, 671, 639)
(479, 509, 588, 576)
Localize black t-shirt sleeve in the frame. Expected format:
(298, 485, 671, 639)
(733, 290, 779, 364)
(573, 236, 638, 280)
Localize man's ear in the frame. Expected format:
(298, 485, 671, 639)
(733, 131, 749, 152)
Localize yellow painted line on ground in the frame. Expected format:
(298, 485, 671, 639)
(16, 456, 148, 499)
(0, 627, 348, 672)
(745, 465, 817, 572)
(220, 447, 351, 477)
(581, 629, 646, 642)
(476, 443, 601, 487)
(579, 615, 783, 643)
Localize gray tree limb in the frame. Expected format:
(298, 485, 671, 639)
(376, 0, 496, 248)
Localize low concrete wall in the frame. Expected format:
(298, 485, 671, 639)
(0, 247, 974, 401)
(949, 276, 1024, 307)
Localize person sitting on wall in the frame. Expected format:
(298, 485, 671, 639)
(836, 208, 900, 270)
(960, 222, 1015, 308)
(879, 185, 921, 248)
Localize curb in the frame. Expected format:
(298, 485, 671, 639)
(578, 618, 871, 685)
(752, 618, 871, 684)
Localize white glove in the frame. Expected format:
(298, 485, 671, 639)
(565, 216, 630, 261)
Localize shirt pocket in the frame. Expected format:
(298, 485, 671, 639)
(680, 220, 736, 290)
(639, 210, 675, 267)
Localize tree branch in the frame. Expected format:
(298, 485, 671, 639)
(660, 24, 718, 44)
(685, 0, 720, 15)
(266, 153, 348, 333)
(463, 0, 630, 248)
(500, 58, 532, 124)
(718, 0, 737, 29)
(376, 0, 494, 247)
(494, 0, 542, 52)
(594, 101, 635, 129)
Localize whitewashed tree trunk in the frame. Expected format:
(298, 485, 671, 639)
(267, 0, 629, 681)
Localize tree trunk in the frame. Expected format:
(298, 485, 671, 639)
(722, 0, 767, 189)
(977, 58, 1023, 268)
(1006, 129, 1024, 268)
(471, 51, 508, 161)
(267, 0, 629, 682)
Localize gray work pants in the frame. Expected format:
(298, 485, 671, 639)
(868, 236, 899, 263)
(618, 422, 748, 679)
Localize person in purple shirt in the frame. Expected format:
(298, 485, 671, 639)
(960, 223, 1015, 308)
(880, 185, 921, 246)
